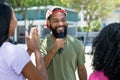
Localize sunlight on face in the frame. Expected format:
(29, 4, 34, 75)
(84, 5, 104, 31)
(49, 12, 67, 33)
(49, 12, 67, 38)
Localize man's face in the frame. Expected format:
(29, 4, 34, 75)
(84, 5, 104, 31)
(49, 12, 67, 38)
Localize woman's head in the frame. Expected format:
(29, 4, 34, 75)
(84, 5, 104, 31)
(0, 2, 17, 46)
(91, 23, 120, 80)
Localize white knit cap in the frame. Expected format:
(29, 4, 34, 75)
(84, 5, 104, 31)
(46, 6, 67, 29)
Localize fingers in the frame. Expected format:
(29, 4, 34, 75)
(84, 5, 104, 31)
(30, 27, 40, 50)
(29, 27, 39, 38)
(25, 27, 40, 55)
(55, 39, 65, 49)
(25, 34, 30, 40)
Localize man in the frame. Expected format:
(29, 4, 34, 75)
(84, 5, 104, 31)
(40, 6, 87, 80)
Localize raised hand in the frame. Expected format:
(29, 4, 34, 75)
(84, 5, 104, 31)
(26, 27, 40, 55)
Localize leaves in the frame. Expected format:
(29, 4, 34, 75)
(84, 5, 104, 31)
(9, 0, 65, 8)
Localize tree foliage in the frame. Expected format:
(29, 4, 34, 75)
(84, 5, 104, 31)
(63, 0, 116, 46)
(9, 0, 64, 8)
(70, 0, 114, 21)
(8, 0, 120, 46)
(8, 0, 120, 21)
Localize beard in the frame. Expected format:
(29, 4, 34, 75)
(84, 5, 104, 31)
(50, 24, 67, 38)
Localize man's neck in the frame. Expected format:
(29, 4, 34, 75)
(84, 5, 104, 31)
(50, 34, 66, 40)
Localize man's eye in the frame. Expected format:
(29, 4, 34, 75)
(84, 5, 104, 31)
(62, 19, 66, 21)
(53, 20, 58, 22)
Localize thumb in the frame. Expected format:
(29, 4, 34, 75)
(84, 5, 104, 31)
(25, 34, 30, 42)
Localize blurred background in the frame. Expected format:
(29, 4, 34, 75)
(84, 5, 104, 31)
(1, 0, 120, 79)
(1, 0, 120, 47)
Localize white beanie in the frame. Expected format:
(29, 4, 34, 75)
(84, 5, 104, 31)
(46, 6, 67, 29)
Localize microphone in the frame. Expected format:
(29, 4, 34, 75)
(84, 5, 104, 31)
(58, 33, 64, 54)
(58, 48, 63, 53)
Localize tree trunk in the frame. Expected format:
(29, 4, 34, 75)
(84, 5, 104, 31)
(84, 21, 91, 53)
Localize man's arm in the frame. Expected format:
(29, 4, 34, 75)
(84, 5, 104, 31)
(78, 64, 87, 80)
(43, 47, 57, 68)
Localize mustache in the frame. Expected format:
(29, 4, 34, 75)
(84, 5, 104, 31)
(50, 25, 67, 38)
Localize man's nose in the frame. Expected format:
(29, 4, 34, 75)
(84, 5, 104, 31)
(58, 21, 64, 26)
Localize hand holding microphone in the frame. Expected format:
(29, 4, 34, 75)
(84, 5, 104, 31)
(57, 33, 65, 54)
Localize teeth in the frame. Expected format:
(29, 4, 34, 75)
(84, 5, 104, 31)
(58, 27, 63, 30)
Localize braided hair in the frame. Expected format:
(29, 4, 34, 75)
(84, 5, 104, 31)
(91, 23, 120, 80)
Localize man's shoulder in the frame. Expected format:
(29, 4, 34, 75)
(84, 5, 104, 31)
(67, 35, 82, 43)
(67, 35, 84, 48)
(40, 35, 51, 44)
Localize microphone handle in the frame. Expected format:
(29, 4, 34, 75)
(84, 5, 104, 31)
(58, 33, 64, 54)
(58, 48, 63, 54)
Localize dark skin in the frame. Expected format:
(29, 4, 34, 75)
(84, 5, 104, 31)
(43, 11, 87, 80)
(9, 7, 48, 80)
(23, 27, 48, 80)
(44, 12, 66, 68)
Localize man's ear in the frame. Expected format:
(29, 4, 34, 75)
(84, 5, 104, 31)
(46, 20, 50, 29)
(47, 20, 50, 26)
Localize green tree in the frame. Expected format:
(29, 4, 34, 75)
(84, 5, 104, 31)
(9, 0, 64, 8)
(9, 0, 66, 34)
(61, 0, 116, 46)
(9, 0, 120, 45)
(90, 20, 101, 31)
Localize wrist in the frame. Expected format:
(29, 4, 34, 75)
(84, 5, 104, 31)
(27, 48, 33, 55)
(34, 49, 40, 53)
